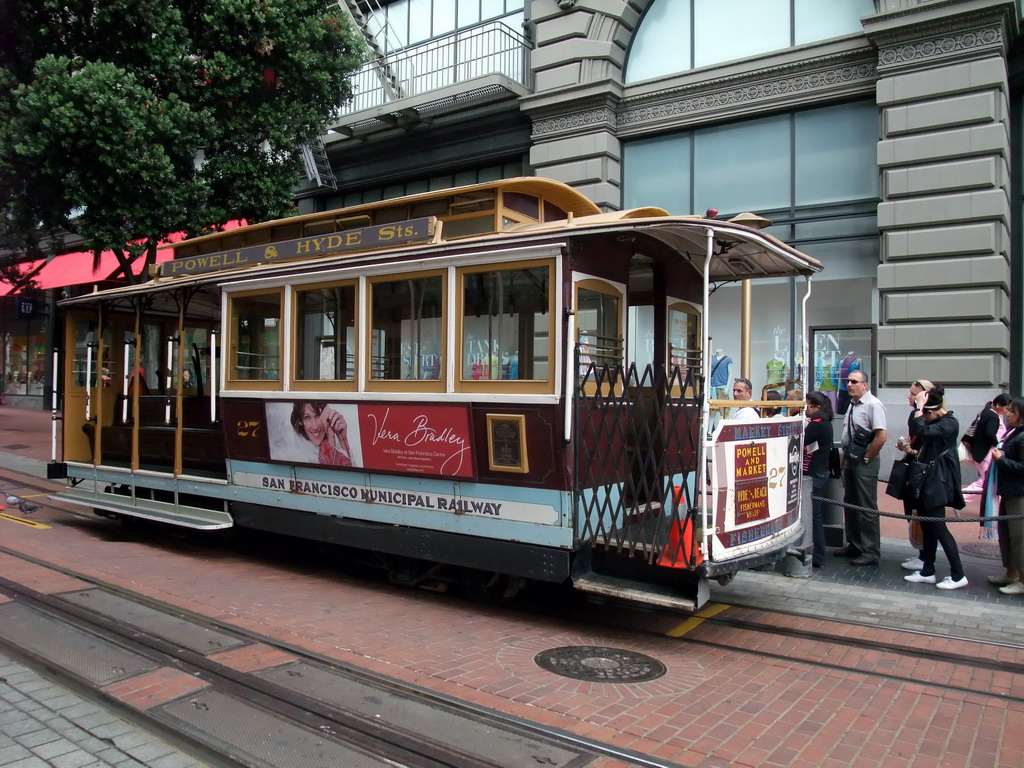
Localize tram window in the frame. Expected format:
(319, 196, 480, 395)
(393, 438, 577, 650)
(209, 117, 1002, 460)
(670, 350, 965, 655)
(460, 264, 551, 384)
(668, 303, 701, 377)
(411, 198, 448, 218)
(502, 192, 539, 220)
(576, 283, 623, 374)
(369, 274, 444, 385)
(229, 292, 282, 384)
(71, 320, 112, 389)
(374, 205, 409, 224)
(449, 192, 494, 215)
(543, 201, 567, 222)
(294, 283, 356, 384)
(443, 215, 494, 239)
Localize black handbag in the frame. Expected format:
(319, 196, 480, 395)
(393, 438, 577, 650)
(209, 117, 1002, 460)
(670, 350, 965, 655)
(903, 446, 956, 501)
(885, 459, 911, 499)
(828, 446, 842, 478)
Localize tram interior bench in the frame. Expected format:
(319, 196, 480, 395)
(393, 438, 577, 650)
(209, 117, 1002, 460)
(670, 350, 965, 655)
(84, 395, 224, 473)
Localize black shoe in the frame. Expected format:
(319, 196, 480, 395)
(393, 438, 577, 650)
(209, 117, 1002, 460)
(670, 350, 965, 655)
(834, 547, 860, 558)
(850, 556, 878, 566)
(812, 562, 824, 569)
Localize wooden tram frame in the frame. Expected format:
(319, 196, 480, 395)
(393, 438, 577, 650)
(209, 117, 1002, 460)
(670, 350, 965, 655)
(50, 178, 821, 611)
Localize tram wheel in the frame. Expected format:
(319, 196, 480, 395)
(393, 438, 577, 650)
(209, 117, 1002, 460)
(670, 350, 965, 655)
(462, 572, 525, 603)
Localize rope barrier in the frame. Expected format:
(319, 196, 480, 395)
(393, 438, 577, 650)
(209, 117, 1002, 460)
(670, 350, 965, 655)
(809, 495, 1024, 523)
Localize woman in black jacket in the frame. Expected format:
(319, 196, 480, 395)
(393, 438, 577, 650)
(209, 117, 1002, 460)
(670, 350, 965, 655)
(989, 396, 1024, 594)
(903, 384, 968, 590)
(804, 391, 834, 569)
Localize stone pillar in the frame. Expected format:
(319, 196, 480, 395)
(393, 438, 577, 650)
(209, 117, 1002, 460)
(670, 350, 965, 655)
(521, 1, 649, 210)
(868, 2, 1015, 388)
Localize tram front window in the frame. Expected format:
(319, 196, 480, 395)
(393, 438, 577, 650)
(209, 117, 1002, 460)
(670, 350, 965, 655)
(370, 275, 443, 381)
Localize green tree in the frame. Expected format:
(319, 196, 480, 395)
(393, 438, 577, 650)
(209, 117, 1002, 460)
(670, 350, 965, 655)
(0, 0, 366, 285)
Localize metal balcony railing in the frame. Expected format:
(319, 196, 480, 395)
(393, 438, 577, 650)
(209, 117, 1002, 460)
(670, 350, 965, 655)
(339, 21, 531, 117)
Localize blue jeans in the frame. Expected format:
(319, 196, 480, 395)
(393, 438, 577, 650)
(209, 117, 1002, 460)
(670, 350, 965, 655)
(809, 471, 829, 566)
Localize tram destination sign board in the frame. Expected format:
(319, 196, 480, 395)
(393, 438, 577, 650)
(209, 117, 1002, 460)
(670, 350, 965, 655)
(160, 216, 436, 278)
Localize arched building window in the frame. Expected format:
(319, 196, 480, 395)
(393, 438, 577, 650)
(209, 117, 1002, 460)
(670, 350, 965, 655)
(625, 0, 875, 83)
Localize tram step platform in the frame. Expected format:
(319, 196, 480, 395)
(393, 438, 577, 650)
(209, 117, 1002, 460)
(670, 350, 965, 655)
(50, 490, 233, 530)
(572, 572, 708, 612)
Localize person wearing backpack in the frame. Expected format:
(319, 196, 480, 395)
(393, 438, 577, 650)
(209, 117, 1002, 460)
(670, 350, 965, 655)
(962, 393, 1010, 496)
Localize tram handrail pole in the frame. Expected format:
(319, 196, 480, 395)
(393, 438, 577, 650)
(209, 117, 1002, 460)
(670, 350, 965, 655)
(50, 350, 59, 462)
(164, 336, 174, 425)
(210, 330, 218, 423)
(85, 342, 93, 422)
(699, 227, 713, 556)
(121, 340, 131, 424)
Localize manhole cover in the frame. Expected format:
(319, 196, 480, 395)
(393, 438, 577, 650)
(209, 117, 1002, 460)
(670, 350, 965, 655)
(534, 646, 667, 683)
(959, 541, 1001, 560)
(1, 444, 29, 451)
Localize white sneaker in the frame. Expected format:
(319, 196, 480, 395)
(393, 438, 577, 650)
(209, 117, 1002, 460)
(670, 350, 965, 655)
(904, 571, 936, 584)
(999, 581, 1024, 595)
(936, 576, 969, 590)
(901, 557, 925, 571)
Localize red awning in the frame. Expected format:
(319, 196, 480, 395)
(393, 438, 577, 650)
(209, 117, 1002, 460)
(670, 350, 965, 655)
(28, 248, 174, 291)
(0, 260, 46, 296)
(2, 220, 244, 294)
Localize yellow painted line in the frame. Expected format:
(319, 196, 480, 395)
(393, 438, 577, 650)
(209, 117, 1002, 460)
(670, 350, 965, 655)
(666, 602, 730, 637)
(19, 492, 51, 499)
(0, 513, 50, 529)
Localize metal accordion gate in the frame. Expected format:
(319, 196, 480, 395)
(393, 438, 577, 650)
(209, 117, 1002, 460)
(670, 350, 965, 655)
(574, 360, 704, 571)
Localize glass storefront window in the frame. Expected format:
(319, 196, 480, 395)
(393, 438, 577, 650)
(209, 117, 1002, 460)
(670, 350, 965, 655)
(626, 0, 874, 82)
(461, 265, 550, 381)
(230, 293, 281, 382)
(5, 324, 49, 395)
(370, 274, 444, 381)
(295, 284, 357, 382)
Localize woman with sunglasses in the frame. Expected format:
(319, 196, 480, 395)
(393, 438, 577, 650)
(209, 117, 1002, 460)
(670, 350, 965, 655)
(903, 384, 968, 590)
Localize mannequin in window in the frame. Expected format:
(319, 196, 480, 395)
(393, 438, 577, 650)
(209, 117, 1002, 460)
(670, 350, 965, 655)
(817, 351, 838, 412)
(710, 349, 731, 399)
(836, 351, 861, 415)
(766, 352, 786, 387)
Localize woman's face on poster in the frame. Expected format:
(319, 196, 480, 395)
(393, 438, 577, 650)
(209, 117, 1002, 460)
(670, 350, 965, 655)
(300, 404, 327, 446)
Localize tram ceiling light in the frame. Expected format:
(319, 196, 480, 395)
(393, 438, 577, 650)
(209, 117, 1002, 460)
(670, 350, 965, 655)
(728, 212, 772, 229)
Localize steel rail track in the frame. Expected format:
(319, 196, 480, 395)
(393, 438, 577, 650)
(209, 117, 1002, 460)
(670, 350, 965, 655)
(545, 593, 1024, 705)
(0, 543, 684, 768)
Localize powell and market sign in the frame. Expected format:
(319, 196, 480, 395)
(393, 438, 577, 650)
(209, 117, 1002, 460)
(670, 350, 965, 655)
(159, 217, 436, 278)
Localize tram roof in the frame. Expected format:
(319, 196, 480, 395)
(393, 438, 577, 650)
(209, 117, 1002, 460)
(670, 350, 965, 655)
(59, 184, 822, 307)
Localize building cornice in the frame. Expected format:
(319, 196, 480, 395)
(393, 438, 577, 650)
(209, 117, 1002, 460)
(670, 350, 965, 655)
(614, 51, 877, 138)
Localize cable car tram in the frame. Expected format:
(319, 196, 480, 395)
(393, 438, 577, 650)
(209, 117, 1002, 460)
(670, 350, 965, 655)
(48, 178, 821, 610)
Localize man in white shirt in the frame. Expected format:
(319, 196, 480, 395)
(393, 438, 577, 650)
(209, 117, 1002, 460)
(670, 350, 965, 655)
(729, 377, 760, 420)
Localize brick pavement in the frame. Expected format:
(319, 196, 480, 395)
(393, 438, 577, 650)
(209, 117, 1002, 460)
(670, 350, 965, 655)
(2, 405, 1023, 767)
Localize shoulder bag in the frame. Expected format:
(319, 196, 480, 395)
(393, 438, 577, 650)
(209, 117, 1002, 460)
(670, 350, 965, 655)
(885, 459, 911, 499)
(903, 445, 955, 501)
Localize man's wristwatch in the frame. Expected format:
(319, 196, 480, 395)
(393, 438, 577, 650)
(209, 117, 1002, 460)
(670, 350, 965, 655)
(862, 456, 870, 464)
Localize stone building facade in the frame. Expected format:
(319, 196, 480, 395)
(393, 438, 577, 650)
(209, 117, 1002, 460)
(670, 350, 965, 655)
(314, 0, 1024, 420)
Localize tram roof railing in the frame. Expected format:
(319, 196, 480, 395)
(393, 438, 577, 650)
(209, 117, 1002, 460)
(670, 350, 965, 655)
(57, 179, 822, 307)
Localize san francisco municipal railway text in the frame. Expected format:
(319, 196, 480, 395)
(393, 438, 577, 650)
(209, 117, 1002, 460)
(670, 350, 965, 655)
(261, 476, 502, 515)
